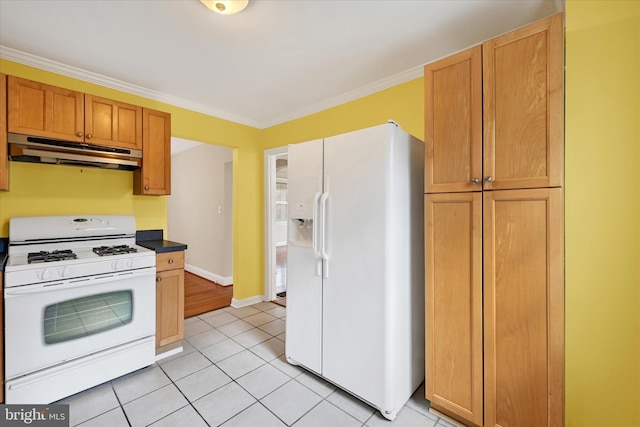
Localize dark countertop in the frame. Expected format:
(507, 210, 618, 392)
(138, 240, 187, 253)
(136, 230, 187, 253)
(0, 237, 6, 271)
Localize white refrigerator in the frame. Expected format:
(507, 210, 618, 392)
(285, 121, 425, 421)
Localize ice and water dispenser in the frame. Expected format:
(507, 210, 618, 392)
(289, 199, 314, 247)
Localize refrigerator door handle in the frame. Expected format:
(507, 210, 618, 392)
(312, 192, 322, 258)
(320, 190, 330, 278)
(312, 191, 322, 276)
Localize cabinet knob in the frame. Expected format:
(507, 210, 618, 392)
(76, 132, 83, 137)
(86, 133, 93, 139)
(484, 176, 493, 183)
(168, 259, 174, 264)
(156, 277, 162, 282)
(471, 178, 479, 184)
(144, 185, 149, 191)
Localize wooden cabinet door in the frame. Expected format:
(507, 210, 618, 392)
(424, 46, 482, 193)
(425, 193, 483, 426)
(134, 109, 171, 195)
(85, 95, 142, 150)
(156, 268, 185, 348)
(7, 76, 84, 142)
(1, 73, 8, 191)
(483, 13, 563, 190)
(483, 188, 564, 427)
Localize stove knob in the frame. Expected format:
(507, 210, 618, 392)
(37, 269, 51, 281)
(58, 267, 70, 278)
(127, 258, 135, 268)
(111, 260, 120, 270)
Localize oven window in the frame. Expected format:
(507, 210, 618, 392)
(43, 291, 133, 344)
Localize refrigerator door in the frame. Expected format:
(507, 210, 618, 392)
(285, 139, 324, 374)
(321, 124, 393, 408)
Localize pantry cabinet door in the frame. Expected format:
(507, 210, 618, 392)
(424, 46, 482, 193)
(483, 188, 564, 427)
(7, 76, 84, 142)
(85, 95, 142, 150)
(483, 13, 563, 190)
(425, 192, 483, 426)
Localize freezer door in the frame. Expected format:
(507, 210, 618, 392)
(285, 138, 324, 374)
(321, 124, 392, 407)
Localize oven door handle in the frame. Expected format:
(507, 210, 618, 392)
(4, 269, 155, 297)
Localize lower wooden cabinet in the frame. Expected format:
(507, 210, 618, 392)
(425, 188, 564, 427)
(425, 192, 483, 426)
(155, 251, 185, 349)
(483, 188, 564, 427)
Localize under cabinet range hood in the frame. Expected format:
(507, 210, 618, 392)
(8, 133, 141, 171)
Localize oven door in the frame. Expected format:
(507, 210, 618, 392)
(4, 268, 155, 380)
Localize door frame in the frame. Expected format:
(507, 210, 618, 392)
(264, 146, 288, 302)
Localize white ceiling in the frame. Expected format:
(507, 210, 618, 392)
(0, 0, 562, 129)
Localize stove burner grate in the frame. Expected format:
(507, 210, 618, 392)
(28, 250, 78, 264)
(92, 245, 138, 256)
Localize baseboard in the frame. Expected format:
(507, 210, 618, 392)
(185, 264, 233, 286)
(231, 295, 265, 308)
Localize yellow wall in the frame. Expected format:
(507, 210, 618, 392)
(2, 4, 640, 424)
(262, 4, 640, 425)
(261, 77, 424, 149)
(565, 1, 640, 426)
(0, 60, 264, 301)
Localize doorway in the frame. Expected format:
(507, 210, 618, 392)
(264, 147, 288, 305)
(169, 137, 234, 315)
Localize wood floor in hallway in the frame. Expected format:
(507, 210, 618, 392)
(184, 271, 233, 318)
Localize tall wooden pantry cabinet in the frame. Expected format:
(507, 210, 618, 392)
(424, 13, 564, 427)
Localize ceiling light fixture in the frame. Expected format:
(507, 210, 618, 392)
(200, 0, 249, 15)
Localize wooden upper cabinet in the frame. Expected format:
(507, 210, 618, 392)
(85, 95, 142, 150)
(425, 13, 563, 193)
(7, 77, 143, 151)
(7, 76, 84, 142)
(483, 188, 564, 427)
(483, 13, 564, 190)
(1, 73, 8, 191)
(425, 46, 482, 193)
(134, 108, 171, 195)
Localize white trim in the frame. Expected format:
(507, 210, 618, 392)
(259, 65, 424, 128)
(155, 346, 183, 362)
(0, 46, 262, 129)
(231, 295, 265, 308)
(264, 146, 289, 303)
(185, 264, 233, 286)
(1, 46, 423, 129)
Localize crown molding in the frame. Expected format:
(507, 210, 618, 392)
(1, 46, 423, 130)
(0, 46, 262, 128)
(258, 65, 424, 129)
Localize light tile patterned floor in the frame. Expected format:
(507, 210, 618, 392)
(60, 301, 456, 427)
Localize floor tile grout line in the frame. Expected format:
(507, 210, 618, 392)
(71, 302, 440, 427)
(148, 365, 208, 426)
(149, 316, 291, 425)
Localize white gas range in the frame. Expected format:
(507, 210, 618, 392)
(4, 215, 157, 404)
